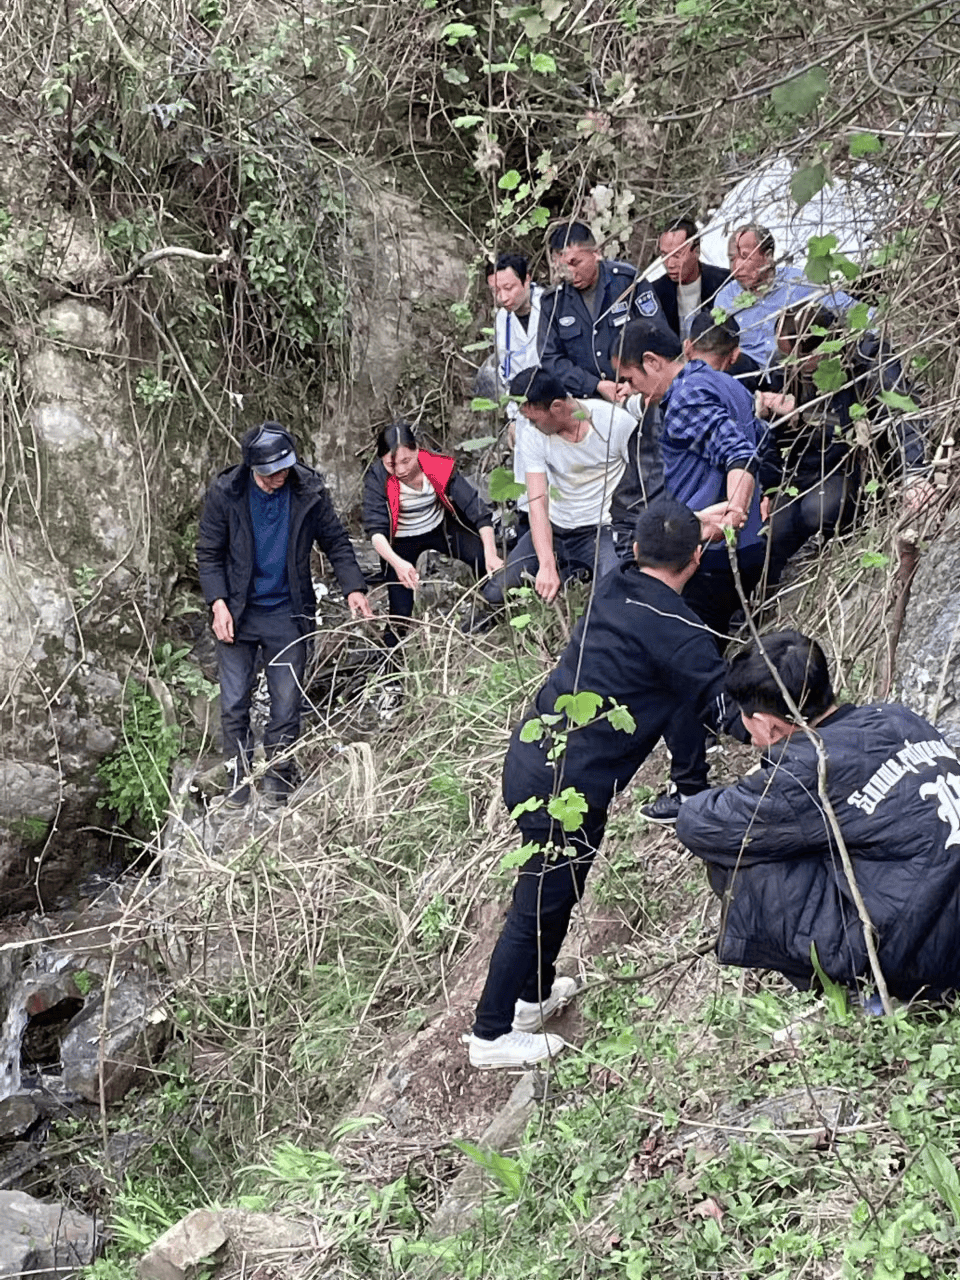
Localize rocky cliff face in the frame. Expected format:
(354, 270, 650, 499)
(896, 510, 960, 748)
(0, 148, 475, 913)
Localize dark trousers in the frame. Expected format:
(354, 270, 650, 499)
(766, 457, 858, 586)
(664, 544, 767, 794)
(484, 523, 619, 606)
(383, 522, 496, 646)
(473, 806, 607, 1040)
(218, 605, 307, 782)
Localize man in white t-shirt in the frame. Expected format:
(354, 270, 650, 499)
(482, 369, 636, 607)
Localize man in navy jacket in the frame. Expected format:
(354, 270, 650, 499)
(677, 630, 960, 1001)
(197, 424, 372, 806)
(539, 221, 670, 402)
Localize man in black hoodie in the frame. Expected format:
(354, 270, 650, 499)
(677, 630, 960, 1000)
(197, 423, 372, 807)
(467, 498, 740, 1069)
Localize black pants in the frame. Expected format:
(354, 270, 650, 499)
(218, 605, 306, 784)
(472, 805, 607, 1040)
(483, 524, 619, 606)
(766, 455, 859, 586)
(382, 521, 496, 646)
(664, 543, 767, 794)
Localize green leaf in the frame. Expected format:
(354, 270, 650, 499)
(510, 613, 532, 630)
(523, 15, 551, 37)
(809, 941, 849, 1020)
(498, 169, 522, 191)
(453, 114, 483, 128)
(470, 397, 500, 412)
(547, 786, 589, 831)
(459, 435, 497, 450)
(482, 61, 519, 73)
(879, 389, 918, 413)
(771, 67, 829, 117)
(510, 796, 543, 818)
(500, 843, 534, 871)
(791, 162, 827, 208)
(864, 478, 880, 494)
(530, 51, 556, 72)
(921, 1144, 960, 1224)
(530, 206, 550, 227)
(812, 356, 846, 393)
(443, 66, 469, 84)
(608, 702, 637, 734)
(489, 467, 526, 502)
(849, 131, 881, 157)
(542, 0, 565, 18)
(441, 21, 476, 40)
(519, 718, 544, 742)
(554, 690, 604, 725)
(807, 233, 838, 257)
(860, 550, 889, 569)
(848, 402, 868, 421)
(847, 302, 871, 331)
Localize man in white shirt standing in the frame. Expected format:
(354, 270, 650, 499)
(481, 369, 637, 607)
(486, 253, 546, 538)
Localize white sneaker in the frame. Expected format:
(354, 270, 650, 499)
(513, 976, 580, 1032)
(467, 1030, 566, 1069)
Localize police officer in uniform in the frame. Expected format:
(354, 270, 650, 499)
(539, 222, 670, 402)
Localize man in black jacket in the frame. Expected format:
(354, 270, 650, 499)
(539, 221, 670, 402)
(468, 499, 739, 1069)
(197, 423, 372, 806)
(677, 630, 960, 1000)
(646, 218, 729, 341)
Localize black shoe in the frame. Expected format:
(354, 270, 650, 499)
(640, 789, 693, 826)
(263, 772, 295, 807)
(223, 783, 251, 809)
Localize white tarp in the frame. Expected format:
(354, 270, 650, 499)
(695, 155, 885, 270)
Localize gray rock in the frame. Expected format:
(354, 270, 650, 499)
(432, 1071, 546, 1237)
(896, 510, 960, 748)
(138, 1209, 317, 1280)
(0, 1095, 39, 1139)
(0, 1189, 95, 1278)
(60, 977, 171, 1103)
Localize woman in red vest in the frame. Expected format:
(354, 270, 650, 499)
(362, 422, 504, 646)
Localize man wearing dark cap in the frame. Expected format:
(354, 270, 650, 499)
(539, 221, 669, 402)
(197, 423, 373, 807)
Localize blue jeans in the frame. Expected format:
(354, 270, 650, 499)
(217, 605, 307, 783)
(472, 806, 607, 1040)
(483, 523, 618, 606)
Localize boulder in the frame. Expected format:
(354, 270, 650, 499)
(896, 510, 960, 747)
(0, 1189, 95, 1279)
(60, 976, 171, 1103)
(138, 1208, 319, 1280)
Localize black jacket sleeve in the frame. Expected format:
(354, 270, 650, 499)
(196, 483, 230, 605)
(447, 471, 493, 531)
(361, 463, 391, 540)
(311, 486, 368, 597)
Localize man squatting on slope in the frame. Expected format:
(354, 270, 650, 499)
(676, 631, 960, 1002)
(467, 499, 745, 1069)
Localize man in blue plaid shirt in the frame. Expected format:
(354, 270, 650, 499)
(611, 318, 773, 824)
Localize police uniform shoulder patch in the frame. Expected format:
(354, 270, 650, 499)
(610, 300, 630, 314)
(636, 289, 659, 317)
